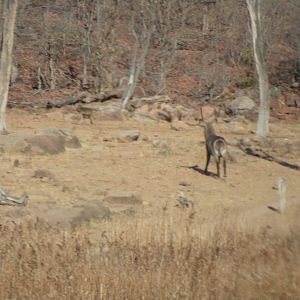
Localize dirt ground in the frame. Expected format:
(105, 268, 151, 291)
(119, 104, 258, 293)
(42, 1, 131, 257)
(0, 108, 300, 231)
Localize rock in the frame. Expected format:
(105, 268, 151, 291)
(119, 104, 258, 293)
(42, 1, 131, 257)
(270, 86, 281, 98)
(229, 96, 256, 114)
(142, 102, 193, 123)
(226, 147, 244, 162)
(33, 169, 55, 180)
(132, 112, 159, 122)
(176, 192, 193, 208)
(152, 139, 172, 155)
(0, 134, 30, 153)
(158, 104, 174, 122)
(103, 191, 143, 205)
(239, 137, 252, 146)
(225, 137, 240, 147)
(0, 128, 81, 155)
(117, 130, 140, 142)
(175, 105, 192, 120)
(26, 135, 65, 154)
(93, 107, 126, 121)
(170, 120, 189, 131)
(286, 95, 300, 108)
(78, 103, 126, 121)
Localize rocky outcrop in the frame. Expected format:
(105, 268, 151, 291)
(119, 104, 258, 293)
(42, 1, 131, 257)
(0, 128, 81, 154)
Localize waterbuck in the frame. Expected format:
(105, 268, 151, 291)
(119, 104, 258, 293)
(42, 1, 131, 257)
(200, 122, 227, 177)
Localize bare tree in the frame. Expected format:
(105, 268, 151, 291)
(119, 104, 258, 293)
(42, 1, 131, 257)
(121, 15, 153, 110)
(0, 0, 18, 132)
(246, 0, 270, 136)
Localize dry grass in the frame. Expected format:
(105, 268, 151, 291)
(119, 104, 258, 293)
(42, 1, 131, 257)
(0, 209, 299, 300)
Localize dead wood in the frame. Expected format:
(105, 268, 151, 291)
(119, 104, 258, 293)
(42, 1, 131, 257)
(43, 89, 124, 109)
(129, 95, 171, 109)
(238, 144, 300, 170)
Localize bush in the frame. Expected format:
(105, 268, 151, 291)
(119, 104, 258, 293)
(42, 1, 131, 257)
(240, 48, 253, 65)
(239, 75, 256, 87)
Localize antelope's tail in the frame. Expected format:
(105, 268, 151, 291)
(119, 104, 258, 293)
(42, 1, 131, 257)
(214, 138, 227, 157)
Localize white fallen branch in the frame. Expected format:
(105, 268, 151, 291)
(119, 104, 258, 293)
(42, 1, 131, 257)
(176, 192, 193, 208)
(0, 188, 28, 206)
(278, 177, 286, 213)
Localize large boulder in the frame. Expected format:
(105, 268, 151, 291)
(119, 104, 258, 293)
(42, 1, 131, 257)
(228, 96, 256, 115)
(0, 128, 81, 155)
(170, 120, 190, 131)
(116, 130, 140, 143)
(78, 103, 126, 121)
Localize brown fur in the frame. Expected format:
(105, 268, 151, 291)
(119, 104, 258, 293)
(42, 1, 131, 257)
(201, 122, 227, 177)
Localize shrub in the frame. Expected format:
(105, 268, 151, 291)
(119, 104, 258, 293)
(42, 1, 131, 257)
(240, 48, 253, 65)
(239, 75, 256, 87)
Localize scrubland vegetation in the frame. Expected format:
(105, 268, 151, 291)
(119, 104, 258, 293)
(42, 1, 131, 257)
(1, 208, 299, 299)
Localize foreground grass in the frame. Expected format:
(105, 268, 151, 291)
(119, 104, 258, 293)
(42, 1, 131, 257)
(0, 209, 299, 300)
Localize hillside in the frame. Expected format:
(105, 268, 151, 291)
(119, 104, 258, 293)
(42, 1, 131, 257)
(8, 0, 300, 115)
(0, 1, 299, 299)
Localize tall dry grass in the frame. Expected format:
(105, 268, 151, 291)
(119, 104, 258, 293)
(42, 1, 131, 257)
(0, 209, 299, 300)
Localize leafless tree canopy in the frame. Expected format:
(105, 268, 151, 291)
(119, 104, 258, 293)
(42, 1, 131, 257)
(1, 0, 299, 108)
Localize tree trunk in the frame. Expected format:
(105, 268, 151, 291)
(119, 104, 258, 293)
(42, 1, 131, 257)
(246, 0, 270, 137)
(0, 0, 18, 132)
(49, 55, 56, 90)
(82, 53, 88, 86)
(121, 28, 152, 110)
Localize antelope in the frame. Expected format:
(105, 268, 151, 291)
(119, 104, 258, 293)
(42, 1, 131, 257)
(200, 121, 227, 178)
(76, 105, 95, 124)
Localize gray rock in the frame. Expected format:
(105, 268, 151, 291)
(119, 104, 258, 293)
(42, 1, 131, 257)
(270, 86, 281, 98)
(133, 112, 159, 122)
(0, 128, 81, 155)
(26, 135, 65, 154)
(78, 103, 127, 121)
(239, 137, 252, 146)
(117, 130, 140, 142)
(93, 107, 126, 121)
(229, 96, 256, 114)
(286, 95, 300, 108)
(33, 169, 55, 180)
(170, 120, 189, 131)
(103, 191, 143, 205)
(152, 139, 172, 155)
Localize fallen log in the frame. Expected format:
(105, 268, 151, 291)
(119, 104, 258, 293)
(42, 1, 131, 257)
(238, 144, 300, 170)
(129, 95, 171, 109)
(44, 88, 124, 109)
(0, 188, 28, 206)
